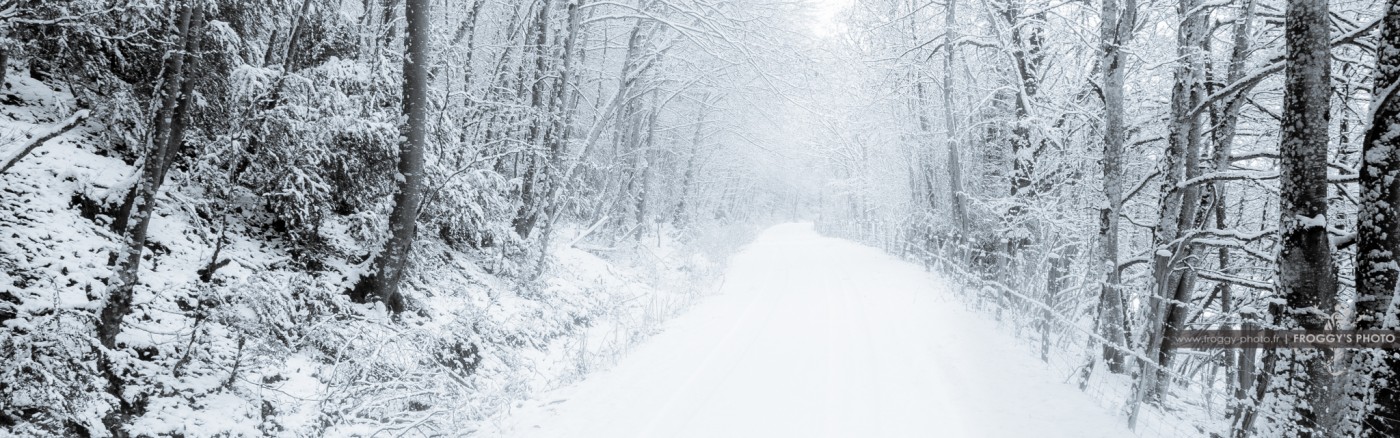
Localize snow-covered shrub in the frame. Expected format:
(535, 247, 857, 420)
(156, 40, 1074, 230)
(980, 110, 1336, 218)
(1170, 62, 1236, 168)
(0, 311, 107, 436)
(214, 60, 398, 248)
(422, 166, 515, 253)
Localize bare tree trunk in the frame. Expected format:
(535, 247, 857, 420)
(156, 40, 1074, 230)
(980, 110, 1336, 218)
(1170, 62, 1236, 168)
(0, 45, 8, 92)
(913, 78, 937, 211)
(513, 0, 556, 238)
(675, 95, 711, 229)
(902, 0, 939, 215)
(633, 90, 660, 241)
(530, 0, 587, 278)
(279, 0, 315, 69)
(943, 0, 967, 234)
(1095, 0, 1134, 375)
(1004, 0, 1043, 244)
(101, 2, 204, 350)
(361, 0, 430, 314)
(1042, 244, 1071, 363)
(99, 4, 205, 435)
(1130, 0, 1205, 424)
(1354, 0, 1400, 331)
(1265, 0, 1339, 433)
(1208, 0, 1257, 430)
(1355, 4, 1400, 436)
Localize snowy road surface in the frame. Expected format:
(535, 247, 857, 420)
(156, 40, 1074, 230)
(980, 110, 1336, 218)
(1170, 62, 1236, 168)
(486, 223, 1131, 437)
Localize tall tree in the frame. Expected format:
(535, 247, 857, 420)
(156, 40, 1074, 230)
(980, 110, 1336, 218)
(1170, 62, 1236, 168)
(1267, 0, 1339, 433)
(943, 0, 968, 233)
(1132, 0, 1207, 412)
(1151, 0, 1210, 397)
(514, 0, 556, 238)
(1003, 0, 1044, 245)
(98, 3, 207, 434)
(1094, 0, 1135, 375)
(1356, 4, 1400, 436)
(1210, 0, 1258, 431)
(362, 0, 431, 313)
(101, 1, 206, 349)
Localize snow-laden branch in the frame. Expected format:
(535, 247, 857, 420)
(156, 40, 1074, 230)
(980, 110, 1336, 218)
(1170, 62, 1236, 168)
(1188, 17, 1381, 118)
(1189, 227, 1277, 242)
(1121, 168, 1160, 205)
(0, 110, 90, 175)
(1196, 270, 1274, 292)
(1177, 169, 1359, 188)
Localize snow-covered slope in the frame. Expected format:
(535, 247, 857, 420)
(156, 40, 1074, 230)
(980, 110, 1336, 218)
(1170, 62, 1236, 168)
(0, 70, 746, 436)
(485, 223, 1133, 437)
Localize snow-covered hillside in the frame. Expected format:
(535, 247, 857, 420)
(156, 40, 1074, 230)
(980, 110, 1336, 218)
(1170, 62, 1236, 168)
(0, 69, 748, 436)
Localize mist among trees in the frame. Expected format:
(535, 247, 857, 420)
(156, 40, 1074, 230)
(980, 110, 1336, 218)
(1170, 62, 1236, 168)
(1, 0, 1398, 436)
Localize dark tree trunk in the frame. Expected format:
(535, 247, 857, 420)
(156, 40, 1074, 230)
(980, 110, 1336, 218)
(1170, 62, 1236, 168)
(1129, 0, 1205, 425)
(529, 0, 587, 278)
(101, 2, 205, 350)
(1210, 0, 1259, 431)
(99, 4, 206, 435)
(513, 0, 556, 238)
(279, 0, 316, 70)
(362, 0, 431, 314)
(1267, 0, 1339, 433)
(1042, 246, 1071, 363)
(1356, 4, 1400, 436)
(674, 95, 710, 229)
(1005, 0, 1043, 240)
(0, 45, 8, 92)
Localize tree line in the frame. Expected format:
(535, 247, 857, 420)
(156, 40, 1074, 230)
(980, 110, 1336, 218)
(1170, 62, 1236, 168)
(818, 0, 1400, 436)
(0, 0, 800, 435)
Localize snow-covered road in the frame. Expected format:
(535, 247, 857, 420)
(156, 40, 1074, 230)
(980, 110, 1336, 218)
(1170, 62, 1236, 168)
(486, 223, 1131, 437)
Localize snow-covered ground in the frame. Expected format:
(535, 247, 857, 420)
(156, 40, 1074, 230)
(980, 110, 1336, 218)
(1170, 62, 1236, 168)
(483, 223, 1132, 437)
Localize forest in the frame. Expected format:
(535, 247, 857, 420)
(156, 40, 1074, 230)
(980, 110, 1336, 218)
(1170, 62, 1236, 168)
(0, 0, 1398, 436)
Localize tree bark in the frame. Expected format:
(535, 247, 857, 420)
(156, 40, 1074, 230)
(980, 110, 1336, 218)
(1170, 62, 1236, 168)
(1139, 0, 1207, 402)
(279, 0, 315, 69)
(1004, 0, 1043, 245)
(943, 0, 968, 234)
(1266, 0, 1339, 433)
(1129, 0, 1205, 424)
(675, 95, 711, 229)
(913, 78, 937, 211)
(1208, 0, 1257, 431)
(0, 45, 8, 93)
(513, 0, 556, 238)
(1356, 4, 1400, 436)
(1042, 245, 1071, 363)
(98, 4, 206, 435)
(101, 2, 204, 350)
(363, 0, 431, 314)
(529, 0, 587, 278)
(1095, 0, 1135, 375)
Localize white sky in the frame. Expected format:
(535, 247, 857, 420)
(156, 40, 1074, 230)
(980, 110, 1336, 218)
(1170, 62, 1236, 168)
(809, 0, 853, 37)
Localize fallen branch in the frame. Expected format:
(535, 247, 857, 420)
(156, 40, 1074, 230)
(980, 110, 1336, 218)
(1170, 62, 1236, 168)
(568, 214, 611, 248)
(0, 110, 90, 174)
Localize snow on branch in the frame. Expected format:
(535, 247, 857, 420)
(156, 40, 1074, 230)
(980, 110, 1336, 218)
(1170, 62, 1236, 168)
(1196, 270, 1274, 292)
(1188, 227, 1277, 242)
(1177, 169, 1359, 188)
(1188, 16, 1382, 118)
(0, 110, 90, 175)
